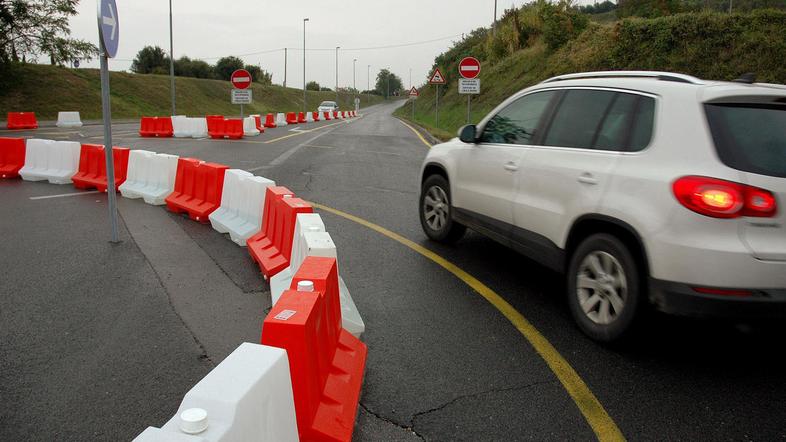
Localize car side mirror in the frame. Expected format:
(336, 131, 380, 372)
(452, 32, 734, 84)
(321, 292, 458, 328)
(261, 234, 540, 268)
(458, 124, 477, 144)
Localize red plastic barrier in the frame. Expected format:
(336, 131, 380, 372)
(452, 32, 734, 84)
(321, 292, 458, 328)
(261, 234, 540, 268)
(0, 137, 26, 178)
(165, 158, 229, 223)
(262, 256, 367, 442)
(322, 112, 332, 121)
(341, 111, 347, 119)
(332, 111, 339, 119)
(207, 118, 244, 139)
(71, 144, 130, 191)
(253, 115, 266, 133)
(350, 111, 355, 117)
(264, 113, 277, 128)
(312, 112, 321, 122)
(297, 112, 307, 124)
(246, 187, 312, 278)
(6, 112, 38, 130)
(139, 116, 174, 137)
(286, 112, 299, 125)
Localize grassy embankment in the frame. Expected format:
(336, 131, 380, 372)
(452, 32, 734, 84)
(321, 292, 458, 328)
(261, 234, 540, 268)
(396, 8, 786, 140)
(0, 64, 384, 120)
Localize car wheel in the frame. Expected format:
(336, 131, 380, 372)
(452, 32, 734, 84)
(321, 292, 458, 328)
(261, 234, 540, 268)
(419, 174, 466, 243)
(567, 233, 642, 342)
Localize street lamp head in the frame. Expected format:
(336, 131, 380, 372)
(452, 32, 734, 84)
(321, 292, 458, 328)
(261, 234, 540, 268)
(304, 18, 309, 22)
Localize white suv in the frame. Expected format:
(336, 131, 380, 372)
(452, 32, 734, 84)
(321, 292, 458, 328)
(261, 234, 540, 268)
(419, 71, 786, 342)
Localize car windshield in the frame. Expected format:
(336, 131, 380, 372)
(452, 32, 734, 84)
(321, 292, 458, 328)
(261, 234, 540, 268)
(705, 102, 786, 178)
(320, 101, 336, 107)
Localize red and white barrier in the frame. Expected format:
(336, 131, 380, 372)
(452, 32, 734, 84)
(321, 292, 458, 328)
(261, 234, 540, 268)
(243, 117, 260, 137)
(56, 111, 83, 128)
(275, 113, 288, 127)
(270, 213, 365, 338)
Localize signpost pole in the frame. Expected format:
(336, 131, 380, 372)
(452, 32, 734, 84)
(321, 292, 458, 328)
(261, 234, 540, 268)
(412, 98, 415, 120)
(467, 95, 471, 124)
(98, 0, 119, 244)
(240, 102, 244, 118)
(435, 84, 439, 129)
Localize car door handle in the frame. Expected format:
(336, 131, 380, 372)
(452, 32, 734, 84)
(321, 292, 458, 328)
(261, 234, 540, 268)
(577, 173, 598, 185)
(504, 162, 519, 172)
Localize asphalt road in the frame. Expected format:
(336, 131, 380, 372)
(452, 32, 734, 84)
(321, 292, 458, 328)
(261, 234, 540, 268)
(1, 102, 785, 441)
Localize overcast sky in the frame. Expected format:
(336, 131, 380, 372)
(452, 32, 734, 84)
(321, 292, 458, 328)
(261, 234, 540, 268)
(70, 0, 599, 90)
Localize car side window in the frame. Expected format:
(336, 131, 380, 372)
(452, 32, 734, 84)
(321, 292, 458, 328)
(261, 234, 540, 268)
(628, 97, 655, 152)
(542, 89, 617, 149)
(594, 93, 638, 151)
(479, 91, 556, 145)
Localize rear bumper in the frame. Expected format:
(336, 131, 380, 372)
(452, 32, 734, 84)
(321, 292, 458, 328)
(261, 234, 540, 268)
(649, 279, 786, 318)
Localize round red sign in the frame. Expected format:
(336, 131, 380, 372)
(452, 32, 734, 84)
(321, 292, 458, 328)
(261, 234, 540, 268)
(458, 57, 481, 79)
(231, 69, 252, 89)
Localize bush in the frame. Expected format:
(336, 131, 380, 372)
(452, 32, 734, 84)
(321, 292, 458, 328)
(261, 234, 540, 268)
(541, 1, 589, 51)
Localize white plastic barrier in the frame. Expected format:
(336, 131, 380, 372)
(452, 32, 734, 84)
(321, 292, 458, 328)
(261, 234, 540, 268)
(209, 170, 274, 246)
(56, 111, 83, 128)
(243, 117, 260, 137)
(306, 112, 314, 123)
(172, 116, 189, 138)
(119, 150, 179, 205)
(270, 213, 365, 337)
(173, 117, 208, 138)
(133, 343, 298, 442)
(18, 139, 81, 184)
(275, 113, 288, 126)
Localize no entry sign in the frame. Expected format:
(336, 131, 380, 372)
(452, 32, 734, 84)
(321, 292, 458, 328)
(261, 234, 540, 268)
(231, 69, 252, 89)
(458, 57, 480, 79)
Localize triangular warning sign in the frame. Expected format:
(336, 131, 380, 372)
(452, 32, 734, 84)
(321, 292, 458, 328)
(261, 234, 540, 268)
(429, 68, 446, 84)
(408, 87, 419, 96)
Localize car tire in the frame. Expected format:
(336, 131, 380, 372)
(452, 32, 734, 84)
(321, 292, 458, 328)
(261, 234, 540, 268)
(419, 174, 466, 243)
(567, 233, 642, 343)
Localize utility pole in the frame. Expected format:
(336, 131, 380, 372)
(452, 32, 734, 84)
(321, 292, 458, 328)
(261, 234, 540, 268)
(729, 0, 733, 13)
(283, 48, 287, 88)
(409, 68, 412, 88)
(303, 18, 309, 114)
(169, 0, 175, 115)
(353, 58, 357, 111)
(386, 68, 390, 100)
(335, 46, 340, 102)
(367, 64, 370, 103)
(493, 0, 498, 36)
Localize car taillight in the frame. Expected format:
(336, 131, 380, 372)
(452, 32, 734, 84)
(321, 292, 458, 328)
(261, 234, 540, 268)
(672, 176, 777, 219)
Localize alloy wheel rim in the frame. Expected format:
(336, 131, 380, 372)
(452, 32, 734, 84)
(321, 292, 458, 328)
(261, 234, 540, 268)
(576, 251, 627, 325)
(423, 185, 449, 231)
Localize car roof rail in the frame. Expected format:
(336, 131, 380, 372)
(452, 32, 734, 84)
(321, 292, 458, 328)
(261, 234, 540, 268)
(540, 71, 704, 85)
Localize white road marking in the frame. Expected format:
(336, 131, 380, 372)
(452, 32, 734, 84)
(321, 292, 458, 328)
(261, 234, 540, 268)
(30, 190, 101, 200)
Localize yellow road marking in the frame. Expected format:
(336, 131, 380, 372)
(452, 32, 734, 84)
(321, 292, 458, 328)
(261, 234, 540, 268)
(312, 202, 625, 442)
(264, 120, 347, 144)
(397, 119, 433, 148)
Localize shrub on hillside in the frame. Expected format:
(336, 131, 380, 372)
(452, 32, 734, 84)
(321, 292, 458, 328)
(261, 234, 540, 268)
(541, 0, 589, 50)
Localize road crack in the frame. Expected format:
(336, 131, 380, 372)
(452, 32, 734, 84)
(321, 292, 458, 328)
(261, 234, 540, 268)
(410, 380, 557, 428)
(359, 402, 424, 441)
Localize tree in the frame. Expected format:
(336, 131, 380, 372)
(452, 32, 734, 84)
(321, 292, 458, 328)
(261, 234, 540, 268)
(174, 56, 213, 79)
(214, 56, 244, 81)
(131, 46, 168, 74)
(617, 0, 682, 17)
(375, 69, 403, 99)
(0, 0, 98, 65)
(306, 81, 320, 91)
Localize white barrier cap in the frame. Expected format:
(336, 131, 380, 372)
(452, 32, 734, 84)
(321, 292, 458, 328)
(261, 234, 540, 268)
(179, 408, 208, 434)
(297, 280, 315, 292)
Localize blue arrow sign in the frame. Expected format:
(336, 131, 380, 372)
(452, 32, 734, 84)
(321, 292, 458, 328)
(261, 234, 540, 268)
(98, 0, 119, 58)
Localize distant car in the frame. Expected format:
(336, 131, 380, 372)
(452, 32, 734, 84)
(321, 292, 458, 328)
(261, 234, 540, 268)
(318, 101, 339, 113)
(418, 70, 786, 342)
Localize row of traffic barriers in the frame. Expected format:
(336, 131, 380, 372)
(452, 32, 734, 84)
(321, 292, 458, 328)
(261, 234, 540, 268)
(138, 110, 359, 139)
(5, 112, 84, 130)
(2, 135, 367, 441)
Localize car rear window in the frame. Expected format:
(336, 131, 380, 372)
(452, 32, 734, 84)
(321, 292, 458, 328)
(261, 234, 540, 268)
(705, 103, 786, 178)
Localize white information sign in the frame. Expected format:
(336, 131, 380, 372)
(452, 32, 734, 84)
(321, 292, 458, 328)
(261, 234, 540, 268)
(231, 89, 253, 104)
(458, 78, 480, 95)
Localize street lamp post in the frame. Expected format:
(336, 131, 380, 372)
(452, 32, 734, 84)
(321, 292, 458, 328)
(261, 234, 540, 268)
(386, 67, 391, 100)
(353, 58, 357, 111)
(367, 64, 370, 102)
(303, 18, 309, 114)
(169, 0, 175, 115)
(335, 46, 340, 102)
